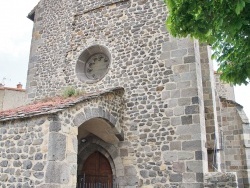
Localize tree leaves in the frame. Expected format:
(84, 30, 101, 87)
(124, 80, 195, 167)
(236, 0, 245, 15)
(165, 0, 250, 85)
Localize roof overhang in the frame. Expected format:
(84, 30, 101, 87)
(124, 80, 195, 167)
(27, 5, 38, 21)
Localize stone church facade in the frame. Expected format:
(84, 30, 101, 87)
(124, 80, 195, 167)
(0, 0, 250, 187)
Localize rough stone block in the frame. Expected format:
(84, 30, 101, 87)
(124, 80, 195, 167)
(104, 110, 110, 121)
(180, 183, 204, 188)
(174, 107, 184, 116)
(125, 175, 139, 186)
(84, 108, 92, 120)
(162, 41, 178, 51)
(0, 174, 8, 182)
(171, 49, 187, 58)
(36, 184, 60, 188)
(183, 173, 196, 182)
(32, 162, 44, 171)
(0, 160, 8, 167)
(125, 166, 137, 176)
(91, 108, 99, 117)
(160, 52, 170, 60)
(36, 118, 46, 125)
(170, 141, 181, 150)
(35, 153, 43, 160)
(195, 151, 203, 160)
(165, 109, 174, 117)
(23, 171, 31, 178)
(173, 64, 190, 74)
(45, 161, 70, 184)
(49, 121, 61, 132)
(162, 91, 170, 100)
(182, 140, 201, 151)
(163, 151, 178, 162)
(170, 174, 183, 182)
(185, 105, 199, 115)
(178, 98, 191, 106)
(73, 112, 85, 127)
(23, 160, 32, 169)
(120, 149, 128, 157)
(165, 83, 177, 90)
(34, 172, 44, 179)
(181, 88, 198, 97)
(149, 170, 157, 177)
(186, 161, 204, 172)
(109, 114, 117, 126)
(171, 117, 181, 126)
(70, 164, 77, 175)
(98, 107, 104, 117)
(173, 162, 185, 173)
(171, 89, 180, 98)
(176, 125, 201, 135)
(196, 173, 203, 182)
(67, 153, 77, 163)
(72, 136, 78, 153)
(181, 115, 193, 125)
(32, 139, 43, 145)
(140, 170, 148, 178)
(184, 56, 196, 64)
(165, 57, 183, 66)
(48, 133, 66, 161)
(192, 97, 199, 104)
(161, 145, 169, 151)
(177, 38, 194, 48)
(13, 161, 22, 167)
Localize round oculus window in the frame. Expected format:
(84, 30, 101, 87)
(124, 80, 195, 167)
(75, 45, 111, 83)
(85, 53, 110, 80)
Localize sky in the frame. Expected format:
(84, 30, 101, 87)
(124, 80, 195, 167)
(0, 1, 249, 119)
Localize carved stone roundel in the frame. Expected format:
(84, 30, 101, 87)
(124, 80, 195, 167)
(85, 53, 110, 80)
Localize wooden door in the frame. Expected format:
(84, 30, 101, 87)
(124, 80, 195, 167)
(82, 151, 113, 186)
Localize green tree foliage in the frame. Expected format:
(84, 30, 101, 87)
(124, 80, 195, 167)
(165, 0, 250, 85)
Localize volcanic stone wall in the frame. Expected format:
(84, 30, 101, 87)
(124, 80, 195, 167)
(0, 89, 126, 188)
(27, 0, 184, 101)
(204, 172, 238, 187)
(219, 99, 250, 187)
(25, 0, 209, 187)
(0, 116, 49, 188)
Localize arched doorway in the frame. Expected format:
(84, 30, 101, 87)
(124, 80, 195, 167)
(78, 151, 113, 188)
(76, 116, 124, 188)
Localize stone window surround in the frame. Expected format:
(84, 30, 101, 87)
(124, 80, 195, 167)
(75, 45, 111, 84)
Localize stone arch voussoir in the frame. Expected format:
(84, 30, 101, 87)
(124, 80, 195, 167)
(73, 105, 123, 141)
(73, 106, 117, 127)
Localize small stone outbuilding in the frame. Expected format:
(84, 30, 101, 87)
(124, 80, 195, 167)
(0, 83, 26, 111)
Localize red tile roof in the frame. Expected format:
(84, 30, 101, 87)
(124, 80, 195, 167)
(0, 87, 124, 122)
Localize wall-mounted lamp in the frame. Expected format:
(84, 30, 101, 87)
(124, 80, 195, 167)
(81, 138, 87, 143)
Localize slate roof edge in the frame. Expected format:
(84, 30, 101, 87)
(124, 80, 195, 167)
(219, 97, 243, 108)
(27, 4, 38, 21)
(220, 97, 249, 124)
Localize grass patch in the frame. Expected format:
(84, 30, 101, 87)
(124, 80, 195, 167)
(62, 86, 84, 98)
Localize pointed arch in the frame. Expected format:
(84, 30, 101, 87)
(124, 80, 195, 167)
(78, 136, 124, 180)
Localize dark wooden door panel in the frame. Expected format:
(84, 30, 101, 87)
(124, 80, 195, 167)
(82, 151, 113, 185)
